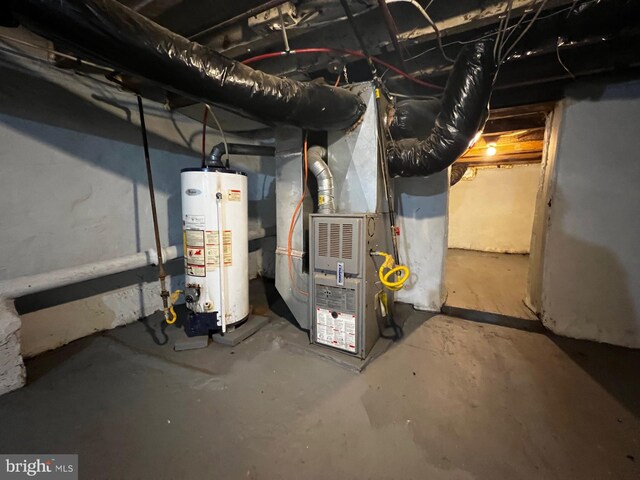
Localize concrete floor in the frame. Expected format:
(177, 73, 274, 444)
(1, 279, 639, 479)
(445, 249, 539, 328)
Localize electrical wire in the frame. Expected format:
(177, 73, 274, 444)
(377, 0, 410, 72)
(500, 0, 549, 63)
(242, 48, 443, 90)
(387, 0, 455, 63)
(498, 0, 536, 61)
(496, 0, 514, 64)
(205, 105, 229, 167)
(339, 0, 378, 78)
(556, 38, 575, 79)
(287, 135, 309, 297)
(493, 14, 507, 61)
(566, 0, 580, 18)
(404, 0, 587, 64)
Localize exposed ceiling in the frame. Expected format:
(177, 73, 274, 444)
(113, 0, 640, 109)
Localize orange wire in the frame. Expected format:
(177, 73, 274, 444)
(334, 74, 341, 87)
(287, 136, 309, 297)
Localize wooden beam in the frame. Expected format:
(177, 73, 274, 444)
(397, 0, 574, 45)
(457, 152, 542, 166)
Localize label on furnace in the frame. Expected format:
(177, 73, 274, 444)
(315, 308, 356, 353)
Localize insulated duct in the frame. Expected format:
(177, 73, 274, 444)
(5, 0, 366, 131)
(389, 98, 441, 140)
(387, 41, 496, 177)
(449, 164, 468, 186)
(388, 102, 468, 187)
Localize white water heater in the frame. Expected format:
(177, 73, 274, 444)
(181, 167, 249, 333)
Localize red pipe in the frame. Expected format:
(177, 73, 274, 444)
(242, 47, 444, 90)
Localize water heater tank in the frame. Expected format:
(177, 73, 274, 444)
(181, 167, 249, 332)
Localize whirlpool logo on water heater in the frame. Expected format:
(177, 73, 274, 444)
(185, 188, 202, 196)
(1, 455, 77, 479)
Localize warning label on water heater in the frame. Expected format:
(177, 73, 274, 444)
(184, 229, 206, 277)
(186, 264, 206, 277)
(315, 308, 356, 353)
(205, 230, 232, 268)
(186, 247, 205, 265)
(228, 189, 241, 201)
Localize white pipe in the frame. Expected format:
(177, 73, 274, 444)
(0, 245, 182, 300)
(215, 193, 227, 334)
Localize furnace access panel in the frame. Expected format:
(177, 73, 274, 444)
(309, 213, 391, 359)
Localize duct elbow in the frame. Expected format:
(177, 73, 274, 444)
(387, 40, 496, 177)
(308, 146, 335, 214)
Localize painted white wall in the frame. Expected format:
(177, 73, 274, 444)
(395, 170, 449, 311)
(0, 43, 275, 367)
(537, 79, 640, 347)
(448, 165, 540, 253)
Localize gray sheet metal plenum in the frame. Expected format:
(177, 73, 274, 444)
(5, 0, 366, 131)
(387, 41, 496, 177)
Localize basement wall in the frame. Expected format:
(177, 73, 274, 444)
(532, 78, 640, 347)
(448, 164, 540, 253)
(0, 39, 275, 361)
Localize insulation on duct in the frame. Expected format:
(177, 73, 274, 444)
(5, 0, 366, 131)
(389, 98, 441, 140)
(387, 41, 496, 177)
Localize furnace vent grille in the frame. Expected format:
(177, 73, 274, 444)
(330, 224, 341, 258)
(313, 217, 361, 275)
(318, 222, 328, 257)
(342, 224, 353, 259)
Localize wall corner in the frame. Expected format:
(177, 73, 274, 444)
(0, 298, 27, 396)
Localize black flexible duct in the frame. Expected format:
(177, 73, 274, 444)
(390, 99, 468, 186)
(387, 41, 496, 177)
(449, 164, 469, 186)
(6, 0, 366, 131)
(389, 98, 441, 140)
